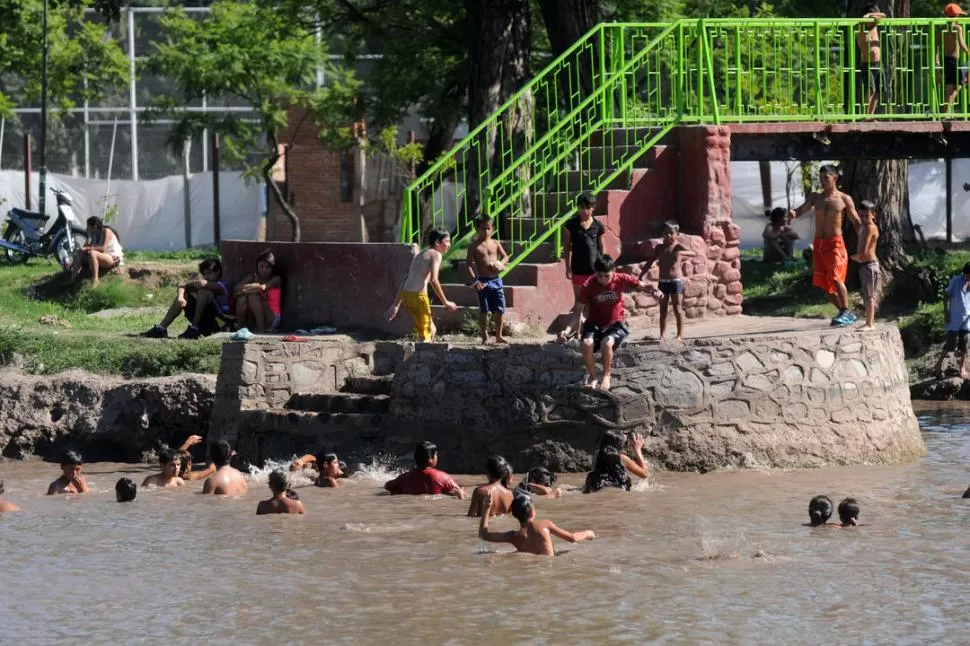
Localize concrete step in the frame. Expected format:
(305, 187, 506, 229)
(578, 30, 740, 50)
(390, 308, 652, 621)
(248, 409, 387, 444)
(441, 283, 536, 307)
(341, 375, 393, 396)
(286, 393, 390, 414)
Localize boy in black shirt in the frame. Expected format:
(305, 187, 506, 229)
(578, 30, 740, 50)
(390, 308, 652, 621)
(561, 192, 605, 339)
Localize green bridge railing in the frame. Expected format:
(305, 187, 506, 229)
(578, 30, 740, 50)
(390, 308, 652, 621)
(401, 18, 970, 272)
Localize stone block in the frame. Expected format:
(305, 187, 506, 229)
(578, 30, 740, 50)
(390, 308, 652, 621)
(503, 366, 534, 385)
(714, 261, 731, 276)
(716, 399, 751, 420)
(707, 246, 722, 260)
(656, 367, 705, 409)
(726, 282, 743, 295)
(735, 352, 764, 373)
(720, 269, 742, 283)
(720, 246, 741, 261)
(725, 305, 743, 315)
(815, 349, 836, 369)
(242, 360, 259, 384)
(291, 361, 327, 390)
(723, 292, 743, 306)
(713, 284, 727, 299)
(686, 281, 706, 298)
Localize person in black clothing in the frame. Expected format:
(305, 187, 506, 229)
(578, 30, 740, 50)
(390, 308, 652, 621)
(560, 192, 605, 339)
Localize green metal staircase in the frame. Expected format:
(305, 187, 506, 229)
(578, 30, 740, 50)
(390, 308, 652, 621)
(401, 18, 970, 271)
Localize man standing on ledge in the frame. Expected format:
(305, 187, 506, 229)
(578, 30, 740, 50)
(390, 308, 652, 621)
(790, 164, 861, 327)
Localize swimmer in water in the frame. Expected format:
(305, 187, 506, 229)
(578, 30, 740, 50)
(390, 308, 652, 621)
(202, 440, 249, 496)
(115, 478, 137, 502)
(256, 470, 305, 515)
(0, 479, 20, 512)
(515, 466, 563, 498)
(142, 448, 186, 489)
(177, 435, 216, 481)
(806, 495, 836, 527)
(384, 441, 466, 499)
(467, 455, 514, 517)
(837, 497, 860, 527)
(46, 451, 91, 495)
(582, 431, 648, 493)
(478, 491, 595, 556)
(290, 451, 346, 487)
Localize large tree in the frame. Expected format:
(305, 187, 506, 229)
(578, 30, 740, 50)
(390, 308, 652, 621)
(148, 0, 359, 242)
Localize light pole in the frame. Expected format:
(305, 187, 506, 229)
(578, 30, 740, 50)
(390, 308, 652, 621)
(38, 0, 49, 215)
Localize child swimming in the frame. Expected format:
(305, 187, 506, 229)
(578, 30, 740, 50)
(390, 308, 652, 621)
(837, 497, 860, 527)
(290, 451, 347, 487)
(0, 479, 20, 512)
(515, 466, 562, 498)
(115, 478, 137, 502)
(807, 495, 836, 527)
(256, 470, 305, 515)
(46, 451, 91, 495)
(142, 448, 186, 489)
(467, 455, 514, 517)
(582, 431, 648, 493)
(478, 491, 595, 556)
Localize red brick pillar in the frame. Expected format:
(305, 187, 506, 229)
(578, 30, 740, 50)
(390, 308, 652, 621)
(677, 125, 742, 316)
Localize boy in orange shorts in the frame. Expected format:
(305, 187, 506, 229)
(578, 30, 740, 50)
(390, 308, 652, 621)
(386, 228, 459, 341)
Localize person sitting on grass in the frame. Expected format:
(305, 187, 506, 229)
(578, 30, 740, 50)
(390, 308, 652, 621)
(47, 450, 91, 495)
(69, 216, 124, 287)
(763, 208, 800, 263)
(0, 479, 20, 512)
(142, 448, 185, 489)
(233, 249, 283, 333)
(256, 470, 305, 515)
(177, 435, 216, 481)
(384, 441, 466, 499)
(290, 451, 347, 487)
(467, 455, 514, 517)
(142, 258, 230, 339)
(478, 490, 595, 556)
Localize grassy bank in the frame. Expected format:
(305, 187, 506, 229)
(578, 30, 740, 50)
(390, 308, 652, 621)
(0, 254, 223, 377)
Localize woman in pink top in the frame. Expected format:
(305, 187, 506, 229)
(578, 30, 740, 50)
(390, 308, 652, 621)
(233, 249, 282, 332)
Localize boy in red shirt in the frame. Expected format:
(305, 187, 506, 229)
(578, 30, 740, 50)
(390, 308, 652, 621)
(558, 254, 655, 392)
(384, 441, 466, 499)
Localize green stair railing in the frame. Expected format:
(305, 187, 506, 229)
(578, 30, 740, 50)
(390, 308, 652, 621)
(401, 18, 970, 273)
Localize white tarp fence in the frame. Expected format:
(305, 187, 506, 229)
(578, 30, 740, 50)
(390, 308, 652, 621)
(0, 170, 261, 250)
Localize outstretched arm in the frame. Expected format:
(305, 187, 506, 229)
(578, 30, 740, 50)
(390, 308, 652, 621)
(478, 493, 515, 542)
(843, 194, 861, 229)
(289, 454, 317, 471)
(790, 195, 815, 219)
(178, 434, 204, 452)
(547, 522, 596, 543)
(184, 464, 216, 481)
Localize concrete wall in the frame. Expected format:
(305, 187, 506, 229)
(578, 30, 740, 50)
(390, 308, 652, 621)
(220, 240, 416, 333)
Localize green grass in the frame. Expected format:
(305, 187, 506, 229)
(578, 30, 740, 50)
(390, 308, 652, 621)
(0, 258, 224, 377)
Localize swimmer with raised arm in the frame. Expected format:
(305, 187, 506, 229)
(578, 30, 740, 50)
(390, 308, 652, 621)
(142, 448, 185, 489)
(290, 451, 346, 487)
(515, 466, 563, 498)
(202, 440, 248, 496)
(0, 480, 20, 512)
(467, 455, 514, 517)
(478, 491, 595, 556)
(256, 470, 305, 515)
(582, 431, 649, 493)
(47, 451, 91, 495)
(177, 435, 216, 481)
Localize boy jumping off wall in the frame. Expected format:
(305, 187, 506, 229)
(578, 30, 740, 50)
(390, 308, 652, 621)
(386, 228, 459, 342)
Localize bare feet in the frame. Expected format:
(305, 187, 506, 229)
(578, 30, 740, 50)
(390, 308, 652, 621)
(860, 324, 875, 331)
(675, 335, 684, 342)
(495, 337, 509, 344)
(583, 374, 598, 390)
(599, 374, 612, 391)
(480, 336, 490, 345)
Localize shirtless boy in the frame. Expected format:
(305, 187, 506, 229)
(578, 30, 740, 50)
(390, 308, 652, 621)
(47, 451, 91, 495)
(466, 215, 509, 344)
(850, 200, 881, 329)
(0, 480, 20, 512)
(652, 222, 696, 341)
(467, 455, 514, 518)
(386, 228, 459, 342)
(559, 254, 655, 392)
(142, 448, 185, 489)
(202, 440, 249, 496)
(790, 164, 861, 326)
(256, 470, 305, 515)
(856, 4, 886, 115)
(177, 435, 216, 482)
(290, 451, 346, 487)
(942, 3, 969, 110)
(478, 491, 595, 556)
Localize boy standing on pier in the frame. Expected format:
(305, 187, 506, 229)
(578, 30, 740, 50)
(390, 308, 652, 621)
(386, 228, 459, 342)
(933, 263, 970, 378)
(653, 222, 696, 341)
(466, 215, 509, 344)
(850, 200, 881, 329)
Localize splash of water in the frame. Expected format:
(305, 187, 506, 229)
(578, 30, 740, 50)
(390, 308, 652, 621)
(247, 459, 315, 487)
(349, 456, 403, 484)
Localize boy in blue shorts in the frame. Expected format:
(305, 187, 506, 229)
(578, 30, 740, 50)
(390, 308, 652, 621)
(466, 215, 509, 344)
(934, 262, 970, 378)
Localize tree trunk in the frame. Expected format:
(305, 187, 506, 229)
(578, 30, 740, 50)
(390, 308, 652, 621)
(840, 0, 910, 277)
(464, 0, 531, 226)
(537, 0, 598, 96)
(262, 140, 301, 242)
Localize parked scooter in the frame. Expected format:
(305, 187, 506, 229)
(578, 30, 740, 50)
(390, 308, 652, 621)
(1, 189, 88, 270)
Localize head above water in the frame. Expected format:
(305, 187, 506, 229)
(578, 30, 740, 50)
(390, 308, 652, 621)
(268, 469, 289, 494)
(586, 446, 632, 492)
(426, 227, 451, 251)
(598, 430, 629, 452)
(414, 441, 438, 468)
(511, 492, 535, 524)
(808, 495, 834, 526)
(115, 478, 137, 502)
(61, 450, 83, 467)
(178, 450, 193, 477)
(485, 455, 512, 487)
(524, 466, 557, 488)
(838, 497, 860, 526)
(315, 452, 345, 478)
(209, 440, 232, 469)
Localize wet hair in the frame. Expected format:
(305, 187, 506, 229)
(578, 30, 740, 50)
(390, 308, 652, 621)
(485, 455, 512, 487)
(61, 450, 83, 467)
(577, 192, 596, 209)
(268, 469, 288, 494)
(198, 258, 223, 276)
(663, 220, 680, 234)
(593, 254, 615, 274)
(178, 450, 193, 477)
(473, 214, 493, 229)
(818, 164, 840, 178)
(838, 497, 860, 525)
(160, 448, 181, 466)
(770, 207, 788, 225)
(209, 440, 232, 468)
(255, 249, 277, 274)
(414, 441, 438, 467)
(524, 466, 557, 488)
(584, 447, 632, 492)
(115, 478, 137, 502)
(808, 495, 834, 526)
(510, 492, 535, 524)
(859, 200, 876, 212)
(426, 227, 450, 248)
(597, 430, 629, 452)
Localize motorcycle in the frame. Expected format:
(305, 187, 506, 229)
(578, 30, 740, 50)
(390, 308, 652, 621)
(1, 189, 88, 270)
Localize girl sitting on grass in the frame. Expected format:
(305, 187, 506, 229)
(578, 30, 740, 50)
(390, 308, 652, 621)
(70, 216, 124, 286)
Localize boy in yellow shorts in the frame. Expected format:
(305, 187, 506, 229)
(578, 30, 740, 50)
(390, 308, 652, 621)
(386, 228, 458, 341)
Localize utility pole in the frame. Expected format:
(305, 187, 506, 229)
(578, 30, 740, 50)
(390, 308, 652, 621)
(38, 0, 49, 214)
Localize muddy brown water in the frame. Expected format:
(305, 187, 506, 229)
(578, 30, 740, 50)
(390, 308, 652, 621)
(1, 401, 968, 644)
